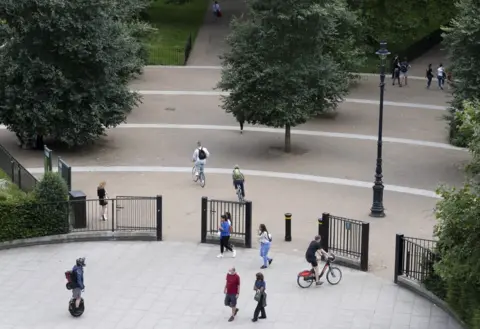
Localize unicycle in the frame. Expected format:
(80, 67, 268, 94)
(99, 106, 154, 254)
(68, 298, 85, 317)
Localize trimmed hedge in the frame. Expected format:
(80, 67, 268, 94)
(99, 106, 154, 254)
(352, 0, 455, 56)
(0, 172, 70, 242)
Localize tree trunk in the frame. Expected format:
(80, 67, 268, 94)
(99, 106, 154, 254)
(35, 135, 44, 150)
(284, 124, 291, 153)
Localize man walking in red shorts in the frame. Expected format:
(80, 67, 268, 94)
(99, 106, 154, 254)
(224, 267, 240, 322)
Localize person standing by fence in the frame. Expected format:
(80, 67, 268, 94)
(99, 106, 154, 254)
(258, 224, 273, 269)
(218, 215, 236, 258)
(252, 272, 267, 322)
(97, 181, 108, 221)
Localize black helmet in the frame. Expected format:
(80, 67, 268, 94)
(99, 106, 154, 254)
(76, 257, 86, 267)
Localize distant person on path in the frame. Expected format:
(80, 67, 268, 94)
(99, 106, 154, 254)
(426, 64, 433, 89)
(258, 224, 273, 269)
(391, 54, 399, 80)
(399, 58, 410, 87)
(252, 272, 267, 322)
(437, 63, 445, 90)
(97, 181, 108, 221)
(192, 141, 210, 179)
(213, 1, 222, 17)
(218, 214, 236, 258)
(232, 165, 245, 199)
(237, 112, 245, 134)
(224, 267, 240, 322)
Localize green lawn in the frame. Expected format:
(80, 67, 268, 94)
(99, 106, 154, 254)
(143, 0, 208, 65)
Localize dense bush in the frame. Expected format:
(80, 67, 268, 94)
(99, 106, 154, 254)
(0, 172, 70, 243)
(351, 0, 455, 55)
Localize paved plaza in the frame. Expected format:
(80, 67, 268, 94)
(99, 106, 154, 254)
(0, 2, 466, 328)
(0, 241, 463, 329)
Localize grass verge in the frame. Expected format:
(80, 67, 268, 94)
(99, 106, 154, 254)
(0, 169, 26, 200)
(143, 0, 208, 65)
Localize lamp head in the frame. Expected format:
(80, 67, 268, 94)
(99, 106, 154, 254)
(375, 41, 390, 61)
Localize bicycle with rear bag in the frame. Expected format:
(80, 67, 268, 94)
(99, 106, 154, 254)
(297, 254, 342, 288)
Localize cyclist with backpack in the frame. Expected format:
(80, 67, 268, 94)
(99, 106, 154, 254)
(232, 165, 245, 199)
(258, 224, 273, 269)
(192, 141, 210, 178)
(71, 257, 86, 308)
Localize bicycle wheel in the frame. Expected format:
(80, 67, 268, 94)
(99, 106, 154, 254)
(326, 267, 342, 285)
(237, 188, 243, 202)
(199, 172, 206, 188)
(192, 166, 198, 182)
(297, 274, 314, 288)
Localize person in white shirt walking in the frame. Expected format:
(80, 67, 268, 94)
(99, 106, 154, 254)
(258, 224, 273, 269)
(212, 0, 221, 17)
(192, 141, 210, 178)
(437, 63, 445, 90)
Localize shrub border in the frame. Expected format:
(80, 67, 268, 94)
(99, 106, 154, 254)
(0, 231, 156, 251)
(397, 276, 467, 329)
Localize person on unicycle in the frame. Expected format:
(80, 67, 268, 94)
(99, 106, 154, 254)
(72, 258, 86, 308)
(305, 236, 329, 286)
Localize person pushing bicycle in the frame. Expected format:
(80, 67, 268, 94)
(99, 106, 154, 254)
(305, 235, 329, 285)
(232, 165, 245, 198)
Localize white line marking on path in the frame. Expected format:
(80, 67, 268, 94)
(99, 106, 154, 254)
(117, 124, 464, 151)
(0, 123, 463, 151)
(26, 166, 441, 199)
(135, 90, 447, 111)
(146, 65, 427, 80)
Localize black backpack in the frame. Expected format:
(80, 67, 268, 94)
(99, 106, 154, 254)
(198, 147, 206, 160)
(400, 64, 408, 73)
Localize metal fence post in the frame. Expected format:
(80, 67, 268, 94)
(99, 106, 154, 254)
(360, 222, 370, 272)
(111, 199, 115, 232)
(319, 213, 330, 252)
(245, 201, 253, 248)
(201, 197, 208, 243)
(156, 195, 163, 241)
(394, 234, 405, 283)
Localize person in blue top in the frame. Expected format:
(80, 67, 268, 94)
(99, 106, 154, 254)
(252, 272, 267, 322)
(218, 214, 236, 258)
(72, 257, 86, 308)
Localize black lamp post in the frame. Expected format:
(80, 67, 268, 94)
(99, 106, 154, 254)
(370, 41, 390, 218)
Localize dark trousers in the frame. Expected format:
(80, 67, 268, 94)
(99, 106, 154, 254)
(233, 180, 245, 197)
(253, 297, 266, 319)
(220, 236, 233, 253)
(427, 76, 432, 88)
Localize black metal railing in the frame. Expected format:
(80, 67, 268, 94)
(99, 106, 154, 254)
(0, 143, 38, 193)
(58, 157, 72, 191)
(394, 234, 438, 283)
(318, 212, 370, 271)
(200, 197, 252, 248)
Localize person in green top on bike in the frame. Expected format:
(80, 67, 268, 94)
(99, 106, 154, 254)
(232, 165, 245, 198)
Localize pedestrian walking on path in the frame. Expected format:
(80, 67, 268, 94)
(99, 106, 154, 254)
(218, 214, 236, 258)
(97, 181, 108, 221)
(252, 272, 267, 322)
(258, 224, 273, 269)
(426, 64, 433, 89)
(437, 63, 445, 90)
(224, 267, 240, 322)
(399, 58, 411, 87)
(212, 0, 222, 17)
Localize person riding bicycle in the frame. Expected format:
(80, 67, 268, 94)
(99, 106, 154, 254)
(72, 257, 86, 308)
(232, 165, 245, 198)
(305, 235, 329, 285)
(192, 141, 210, 178)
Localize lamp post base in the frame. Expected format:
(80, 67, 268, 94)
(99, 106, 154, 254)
(370, 206, 385, 218)
(370, 182, 385, 217)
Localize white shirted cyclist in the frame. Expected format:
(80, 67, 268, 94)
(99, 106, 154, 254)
(192, 141, 210, 177)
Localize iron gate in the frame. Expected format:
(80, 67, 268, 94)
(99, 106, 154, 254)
(115, 196, 157, 231)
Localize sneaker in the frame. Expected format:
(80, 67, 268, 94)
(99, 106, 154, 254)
(260, 265, 267, 269)
(259, 316, 267, 319)
(268, 259, 273, 265)
(217, 254, 224, 258)
(234, 308, 239, 316)
(316, 281, 324, 286)
(232, 249, 236, 258)
(251, 318, 258, 322)
(228, 316, 234, 322)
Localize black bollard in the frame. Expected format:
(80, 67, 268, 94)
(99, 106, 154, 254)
(285, 213, 292, 241)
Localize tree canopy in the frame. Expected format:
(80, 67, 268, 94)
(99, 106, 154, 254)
(442, 0, 480, 147)
(0, 0, 150, 147)
(217, 0, 364, 152)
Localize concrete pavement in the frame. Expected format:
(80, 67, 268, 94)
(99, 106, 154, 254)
(0, 241, 462, 329)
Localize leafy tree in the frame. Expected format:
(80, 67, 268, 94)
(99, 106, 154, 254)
(0, 0, 150, 148)
(217, 0, 364, 152)
(434, 100, 480, 327)
(442, 0, 480, 147)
